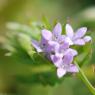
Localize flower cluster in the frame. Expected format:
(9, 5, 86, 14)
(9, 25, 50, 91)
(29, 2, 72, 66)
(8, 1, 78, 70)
(31, 23, 91, 78)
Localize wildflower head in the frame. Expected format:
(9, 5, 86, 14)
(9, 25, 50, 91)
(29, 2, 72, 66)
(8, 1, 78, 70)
(31, 22, 91, 78)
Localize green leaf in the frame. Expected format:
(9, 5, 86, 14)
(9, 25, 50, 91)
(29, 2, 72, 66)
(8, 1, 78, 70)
(42, 16, 52, 30)
(16, 70, 64, 86)
(17, 33, 35, 58)
(6, 22, 41, 39)
(75, 43, 92, 66)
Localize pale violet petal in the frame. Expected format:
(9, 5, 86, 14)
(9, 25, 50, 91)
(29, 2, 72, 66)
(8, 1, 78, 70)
(48, 41, 60, 52)
(74, 27, 87, 39)
(57, 35, 66, 43)
(61, 42, 69, 50)
(63, 53, 73, 64)
(57, 68, 66, 78)
(40, 38, 48, 49)
(52, 23, 62, 38)
(50, 53, 63, 67)
(31, 39, 43, 52)
(64, 48, 78, 56)
(66, 24, 74, 39)
(42, 29, 52, 40)
(74, 39, 85, 45)
(83, 36, 92, 42)
(67, 64, 79, 72)
(64, 37, 74, 45)
(59, 42, 69, 52)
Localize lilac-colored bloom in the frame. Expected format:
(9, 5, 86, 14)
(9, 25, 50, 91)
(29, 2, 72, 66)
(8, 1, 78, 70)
(57, 64, 78, 78)
(31, 22, 93, 78)
(31, 23, 68, 54)
(65, 24, 92, 45)
(51, 52, 78, 78)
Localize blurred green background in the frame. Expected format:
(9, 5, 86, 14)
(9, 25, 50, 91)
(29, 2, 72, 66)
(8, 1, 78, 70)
(0, 0, 95, 95)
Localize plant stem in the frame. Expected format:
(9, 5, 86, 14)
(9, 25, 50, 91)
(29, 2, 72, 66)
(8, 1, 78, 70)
(75, 62, 95, 95)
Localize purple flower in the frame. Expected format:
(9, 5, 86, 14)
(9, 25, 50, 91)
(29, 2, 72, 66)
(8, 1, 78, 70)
(51, 51, 78, 78)
(31, 29, 52, 53)
(65, 24, 92, 45)
(31, 23, 79, 78)
(31, 23, 68, 54)
(31, 22, 92, 78)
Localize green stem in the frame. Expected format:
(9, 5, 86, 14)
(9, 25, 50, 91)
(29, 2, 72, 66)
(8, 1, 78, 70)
(75, 62, 95, 95)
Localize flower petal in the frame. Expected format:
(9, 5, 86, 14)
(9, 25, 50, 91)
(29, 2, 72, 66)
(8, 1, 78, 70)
(57, 35, 66, 43)
(40, 38, 48, 48)
(63, 53, 73, 64)
(59, 42, 69, 52)
(64, 37, 74, 45)
(67, 64, 79, 72)
(74, 27, 87, 39)
(52, 23, 62, 38)
(64, 48, 78, 56)
(50, 53, 63, 67)
(74, 39, 85, 45)
(83, 36, 92, 42)
(47, 41, 60, 52)
(42, 29, 52, 40)
(66, 24, 74, 39)
(31, 39, 42, 52)
(57, 68, 66, 78)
